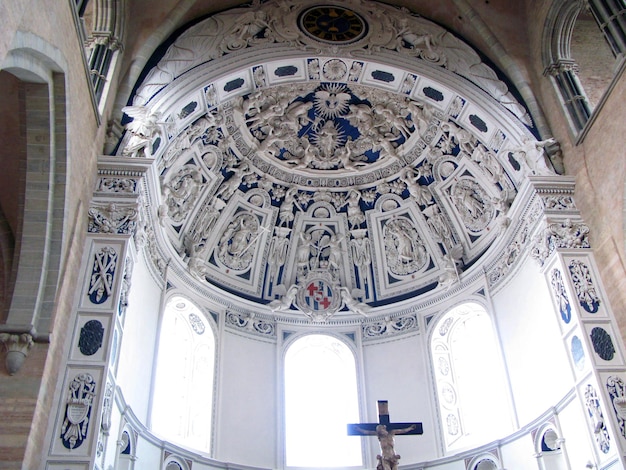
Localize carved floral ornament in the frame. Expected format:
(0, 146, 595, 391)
(117, 0, 570, 323)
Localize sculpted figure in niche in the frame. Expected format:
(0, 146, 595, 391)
(512, 136, 556, 176)
(326, 234, 344, 278)
(267, 230, 289, 286)
(296, 232, 313, 278)
(400, 168, 432, 206)
(472, 144, 507, 186)
(163, 166, 203, 223)
(278, 185, 299, 226)
(346, 190, 366, 228)
(216, 161, 253, 201)
(121, 105, 163, 157)
(441, 121, 476, 156)
(423, 205, 454, 247)
(437, 245, 463, 291)
(218, 213, 260, 270)
(453, 183, 485, 219)
(384, 218, 427, 275)
(373, 103, 412, 138)
(401, 98, 434, 136)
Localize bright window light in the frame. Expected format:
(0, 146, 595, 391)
(151, 296, 214, 452)
(432, 303, 512, 450)
(285, 334, 362, 468)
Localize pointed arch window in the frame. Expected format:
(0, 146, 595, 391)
(151, 296, 215, 452)
(431, 303, 512, 451)
(284, 334, 362, 468)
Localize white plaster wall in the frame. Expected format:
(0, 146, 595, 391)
(134, 437, 163, 470)
(215, 330, 276, 468)
(361, 333, 438, 463)
(493, 258, 573, 424)
(558, 399, 596, 468)
(499, 434, 537, 469)
(115, 251, 163, 423)
(423, 460, 465, 470)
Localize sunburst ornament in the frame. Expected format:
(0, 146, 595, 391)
(314, 83, 351, 119)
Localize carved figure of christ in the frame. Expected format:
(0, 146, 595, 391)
(348, 400, 423, 470)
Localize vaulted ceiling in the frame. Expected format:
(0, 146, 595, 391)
(116, 0, 550, 322)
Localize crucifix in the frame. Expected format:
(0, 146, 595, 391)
(348, 400, 423, 470)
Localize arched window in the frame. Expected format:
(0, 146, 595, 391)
(431, 303, 512, 451)
(284, 334, 362, 468)
(71, 0, 124, 106)
(151, 296, 215, 452)
(543, 0, 626, 133)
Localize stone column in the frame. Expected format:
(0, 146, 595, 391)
(530, 176, 626, 468)
(44, 155, 151, 470)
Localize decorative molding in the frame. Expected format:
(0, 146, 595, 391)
(531, 219, 590, 266)
(60, 373, 97, 450)
(362, 313, 419, 339)
(224, 311, 276, 337)
(88, 202, 138, 234)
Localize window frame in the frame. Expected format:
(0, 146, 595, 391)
(149, 293, 217, 455)
(430, 302, 513, 452)
(281, 331, 364, 469)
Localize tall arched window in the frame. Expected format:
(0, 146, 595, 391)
(151, 296, 215, 452)
(431, 303, 512, 451)
(284, 334, 362, 468)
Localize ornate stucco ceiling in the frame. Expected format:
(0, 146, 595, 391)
(117, 0, 556, 322)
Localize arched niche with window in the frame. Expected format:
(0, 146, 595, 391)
(431, 302, 513, 451)
(534, 425, 568, 470)
(163, 455, 190, 470)
(543, 0, 626, 134)
(151, 295, 215, 453)
(466, 454, 501, 470)
(117, 427, 136, 470)
(283, 333, 362, 468)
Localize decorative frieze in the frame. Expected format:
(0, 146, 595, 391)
(531, 219, 590, 266)
(225, 311, 276, 337)
(362, 313, 419, 339)
(88, 202, 138, 235)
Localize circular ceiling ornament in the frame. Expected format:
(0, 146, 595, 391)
(299, 6, 367, 43)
